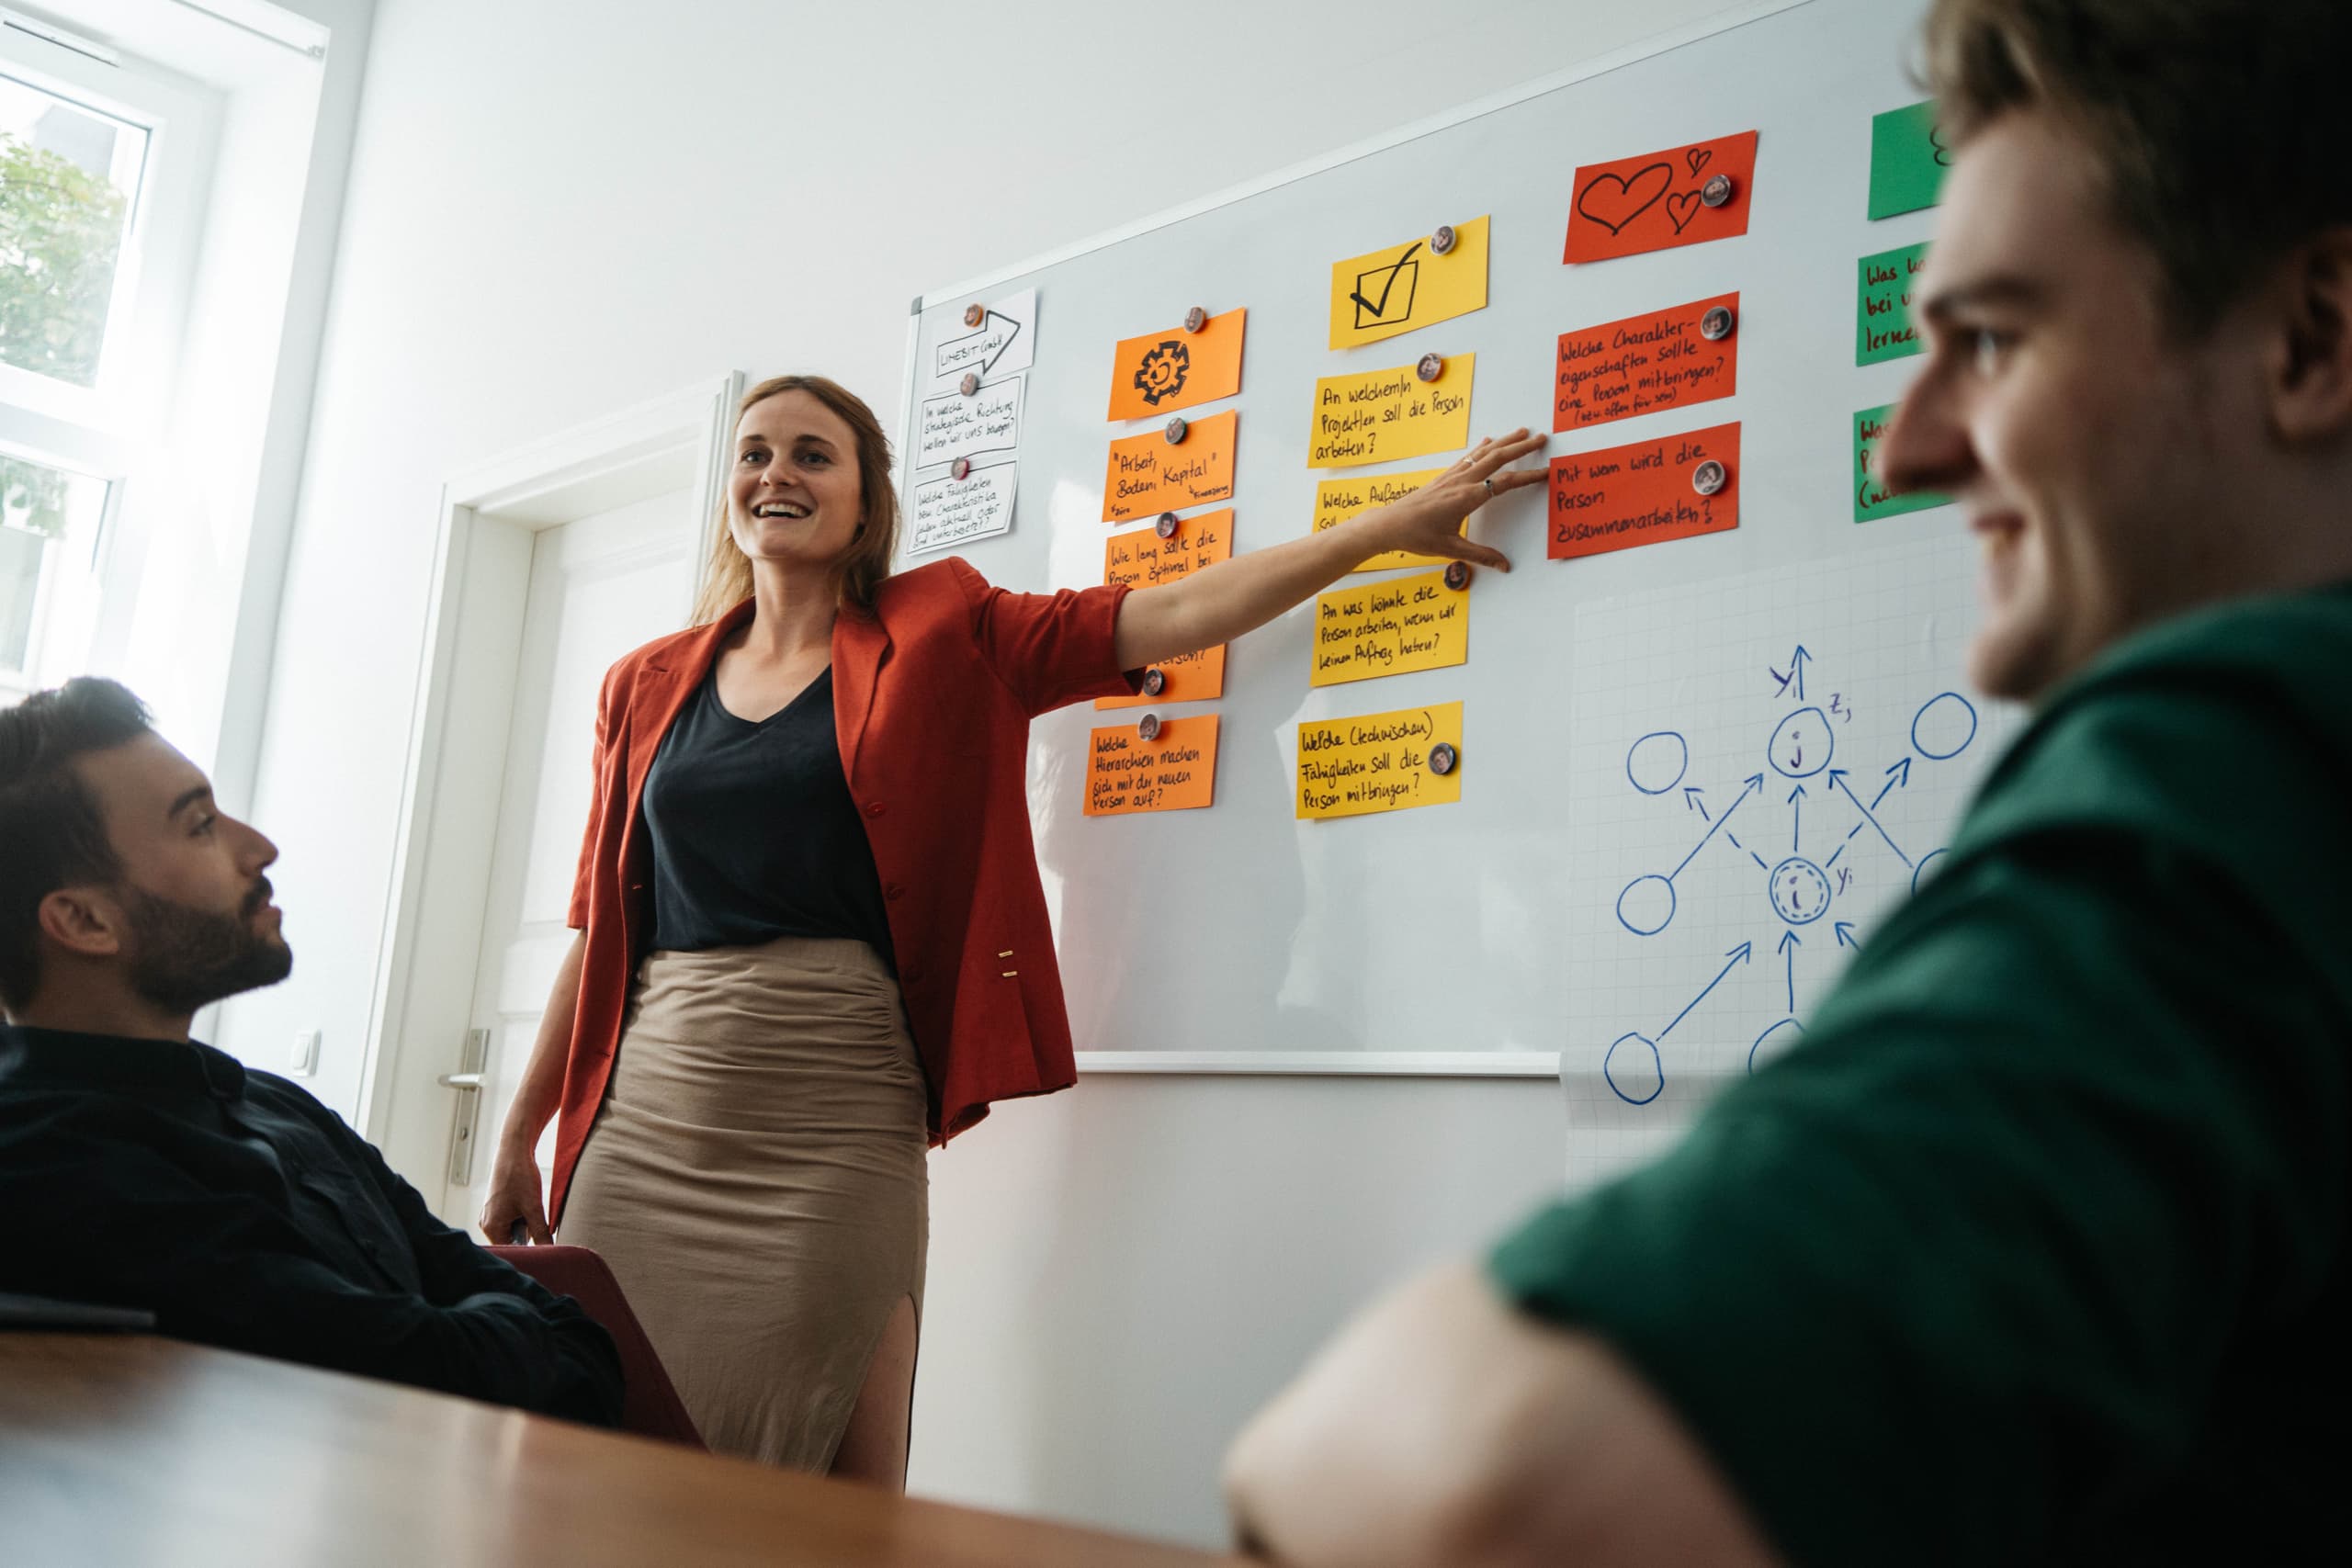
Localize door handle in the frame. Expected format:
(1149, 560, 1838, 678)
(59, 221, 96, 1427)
(436, 1071, 485, 1089)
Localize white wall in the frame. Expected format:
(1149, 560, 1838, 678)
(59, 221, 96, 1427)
(225, 0, 1768, 1545)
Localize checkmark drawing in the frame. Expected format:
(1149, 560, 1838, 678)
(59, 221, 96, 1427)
(1351, 241, 1424, 329)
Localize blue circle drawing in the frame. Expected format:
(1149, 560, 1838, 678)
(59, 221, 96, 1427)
(1616, 874, 1677, 936)
(1912, 847, 1949, 895)
(1768, 706, 1835, 779)
(1768, 857, 1832, 925)
(1911, 693, 1979, 761)
(1625, 731, 1690, 795)
(1749, 1018, 1805, 1075)
(1605, 1032, 1665, 1105)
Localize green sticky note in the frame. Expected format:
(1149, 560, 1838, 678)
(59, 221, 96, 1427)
(1857, 242, 1929, 365)
(1868, 101, 1949, 220)
(1854, 403, 1949, 523)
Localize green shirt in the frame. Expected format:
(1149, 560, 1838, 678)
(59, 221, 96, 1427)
(1492, 587, 2351, 1566)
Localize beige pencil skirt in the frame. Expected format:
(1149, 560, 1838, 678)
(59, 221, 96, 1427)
(560, 935, 929, 1470)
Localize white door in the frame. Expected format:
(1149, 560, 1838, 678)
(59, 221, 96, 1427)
(437, 491, 695, 1226)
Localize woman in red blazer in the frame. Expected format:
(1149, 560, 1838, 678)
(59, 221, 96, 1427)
(481, 373, 1542, 1483)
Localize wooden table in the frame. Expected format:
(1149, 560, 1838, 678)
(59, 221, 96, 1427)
(0, 1334, 1250, 1568)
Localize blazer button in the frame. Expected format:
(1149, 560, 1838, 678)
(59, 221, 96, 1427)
(886, 885, 905, 901)
(865, 802, 886, 818)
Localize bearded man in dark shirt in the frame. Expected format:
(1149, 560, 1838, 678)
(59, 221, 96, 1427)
(0, 677, 622, 1425)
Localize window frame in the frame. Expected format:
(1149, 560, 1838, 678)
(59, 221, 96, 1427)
(0, 16, 220, 694)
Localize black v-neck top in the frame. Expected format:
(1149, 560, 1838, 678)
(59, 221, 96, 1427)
(640, 664, 894, 960)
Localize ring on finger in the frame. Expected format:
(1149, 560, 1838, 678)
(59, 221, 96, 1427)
(1482, 477, 1495, 496)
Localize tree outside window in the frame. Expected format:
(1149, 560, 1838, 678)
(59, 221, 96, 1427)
(1, 130, 130, 391)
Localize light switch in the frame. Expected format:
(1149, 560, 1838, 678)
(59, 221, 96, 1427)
(289, 1030, 321, 1077)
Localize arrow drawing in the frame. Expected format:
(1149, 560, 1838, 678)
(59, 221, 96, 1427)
(1661, 942, 1754, 1040)
(1870, 756, 1913, 811)
(1670, 774, 1764, 881)
(1829, 768, 1912, 867)
(1685, 786, 1711, 820)
(1834, 921, 1860, 950)
(1778, 930, 1802, 1013)
(1787, 783, 1807, 852)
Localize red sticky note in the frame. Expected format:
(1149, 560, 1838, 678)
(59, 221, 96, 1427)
(1563, 131, 1758, 265)
(1084, 716, 1220, 817)
(1554, 293, 1739, 434)
(1549, 423, 1741, 559)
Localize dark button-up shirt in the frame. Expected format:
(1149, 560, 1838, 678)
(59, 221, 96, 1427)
(0, 1024, 622, 1426)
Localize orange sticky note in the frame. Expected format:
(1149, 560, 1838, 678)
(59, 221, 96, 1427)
(1102, 411, 1238, 524)
(1098, 509, 1235, 709)
(1106, 309, 1247, 423)
(1549, 423, 1740, 559)
(1554, 293, 1739, 434)
(1563, 131, 1758, 265)
(1084, 715, 1220, 817)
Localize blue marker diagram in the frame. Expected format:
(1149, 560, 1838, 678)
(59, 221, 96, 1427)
(1600, 646, 1981, 1107)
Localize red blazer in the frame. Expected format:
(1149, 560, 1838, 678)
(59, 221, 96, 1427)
(548, 558, 1134, 1224)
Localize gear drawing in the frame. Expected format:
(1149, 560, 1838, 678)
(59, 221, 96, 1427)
(1133, 339, 1191, 407)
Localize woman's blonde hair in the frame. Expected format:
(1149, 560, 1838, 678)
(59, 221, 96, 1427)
(688, 374, 901, 626)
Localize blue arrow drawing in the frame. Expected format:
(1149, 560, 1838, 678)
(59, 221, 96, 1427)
(1870, 757, 1913, 811)
(1661, 942, 1754, 1040)
(1788, 784, 1807, 852)
(1828, 768, 1912, 867)
(1834, 921, 1860, 950)
(1669, 774, 1765, 881)
(1684, 786, 1710, 820)
(1778, 930, 1801, 1013)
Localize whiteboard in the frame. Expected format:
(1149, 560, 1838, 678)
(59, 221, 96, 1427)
(894, 0, 2018, 1081)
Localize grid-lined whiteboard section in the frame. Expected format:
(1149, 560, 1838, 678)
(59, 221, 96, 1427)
(1559, 532, 2021, 1192)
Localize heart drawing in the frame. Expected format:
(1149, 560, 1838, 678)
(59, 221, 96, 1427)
(1664, 189, 1703, 234)
(1575, 161, 1674, 236)
(1687, 147, 1713, 177)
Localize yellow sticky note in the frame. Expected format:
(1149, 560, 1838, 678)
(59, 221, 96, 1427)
(1310, 569, 1470, 688)
(1297, 701, 1464, 819)
(1311, 468, 1460, 572)
(1329, 217, 1490, 350)
(1309, 355, 1474, 468)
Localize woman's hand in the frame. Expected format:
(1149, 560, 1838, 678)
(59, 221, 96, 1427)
(1357, 429, 1549, 570)
(479, 1142, 552, 1246)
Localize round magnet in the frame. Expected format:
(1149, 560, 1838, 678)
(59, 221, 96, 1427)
(1429, 742, 1458, 776)
(1155, 512, 1180, 539)
(1700, 173, 1735, 209)
(1164, 416, 1188, 445)
(1416, 354, 1444, 383)
(1443, 560, 1472, 591)
(1691, 459, 1728, 496)
(1138, 713, 1162, 741)
(1430, 223, 1457, 255)
(1184, 307, 1208, 333)
(1701, 305, 1736, 342)
(1141, 667, 1167, 696)
(959, 372, 979, 397)
(962, 303, 986, 327)
(951, 457, 972, 480)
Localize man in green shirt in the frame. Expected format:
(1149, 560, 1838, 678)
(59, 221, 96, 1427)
(1225, 3, 2351, 1563)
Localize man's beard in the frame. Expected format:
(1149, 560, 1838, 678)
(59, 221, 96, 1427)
(121, 882, 292, 1015)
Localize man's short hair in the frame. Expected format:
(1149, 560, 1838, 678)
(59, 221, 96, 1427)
(0, 679, 154, 1012)
(1924, 0, 2352, 331)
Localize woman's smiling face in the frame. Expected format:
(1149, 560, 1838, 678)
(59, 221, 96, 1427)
(728, 389, 866, 575)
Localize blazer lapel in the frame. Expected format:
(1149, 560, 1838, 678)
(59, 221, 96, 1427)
(832, 605, 890, 784)
(626, 601, 752, 807)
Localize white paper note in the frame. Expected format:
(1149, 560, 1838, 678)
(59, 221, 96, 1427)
(915, 375, 1023, 469)
(908, 462, 1017, 556)
(931, 287, 1037, 389)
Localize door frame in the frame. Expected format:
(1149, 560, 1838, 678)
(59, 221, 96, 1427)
(355, 373, 742, 1201)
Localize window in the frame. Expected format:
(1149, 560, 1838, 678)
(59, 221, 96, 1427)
(0, 12, 214, 702)
(0, 66, 147, 390)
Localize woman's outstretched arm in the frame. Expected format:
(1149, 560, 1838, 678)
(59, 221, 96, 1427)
(1111, 430, 1546, 671)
